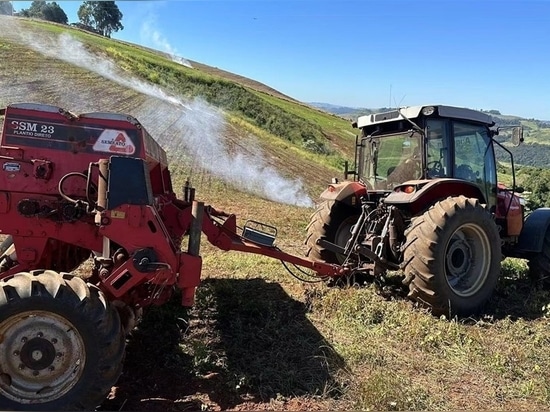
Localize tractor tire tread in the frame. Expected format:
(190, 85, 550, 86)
(402, 195, 501, 317)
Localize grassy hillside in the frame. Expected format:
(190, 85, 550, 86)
(0, 16, 356, 198)
(1, 16, 550, 412)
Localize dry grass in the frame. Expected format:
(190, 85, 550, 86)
(98, 173, 550, 411)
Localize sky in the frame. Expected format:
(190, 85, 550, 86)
(10, 0, 550, 120)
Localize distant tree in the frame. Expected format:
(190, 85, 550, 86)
(18, 0, 41, 17)
(19, 1, 67, 24)
(0, 1, 13, 15)
(77, 1, 123, 38)
(76, 1, 93, 26)
(43, 2, 68, 24)
(522, 167, 550, 209)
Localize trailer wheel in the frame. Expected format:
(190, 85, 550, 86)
(528, 228, 550, 287)
(0, 270, 125, 411)
(402, 196, 501, 317)
(305, 200, 359, 264)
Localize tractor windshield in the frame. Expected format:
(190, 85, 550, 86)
(362, 131, 422, 190)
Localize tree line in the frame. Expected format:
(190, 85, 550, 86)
(0, 1, 123, 38)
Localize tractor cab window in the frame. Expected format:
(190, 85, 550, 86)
(452, 121, 496, 203)
(363, 131, 422, 189)
(426, 119, 450, 178)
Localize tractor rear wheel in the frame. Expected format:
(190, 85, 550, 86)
(528, 228, 550, 287)
(305, 200, 359, 264)
(0, 270, 125, 411)
(402, 196, 501, 317)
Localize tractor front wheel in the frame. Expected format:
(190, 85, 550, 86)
(0, 270, 125, 411)
(403, 196, 501, 317)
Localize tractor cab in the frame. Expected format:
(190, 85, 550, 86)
(351, 105, 523, 235)
(307, 104, 530, 317)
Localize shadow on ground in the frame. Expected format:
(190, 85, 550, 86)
(98, 278, 347, 411)
(486, 275, 550, 321)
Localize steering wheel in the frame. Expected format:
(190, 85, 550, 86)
(427, 160, 443, 177)
(456, 164, 477, 181)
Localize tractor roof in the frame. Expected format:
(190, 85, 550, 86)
(356, 105, 494, 129)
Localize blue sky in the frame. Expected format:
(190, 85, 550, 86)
(12, 0, 550, 120)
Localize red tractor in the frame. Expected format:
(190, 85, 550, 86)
(0, 103, 344, 411)
(306, 104, 550, 316)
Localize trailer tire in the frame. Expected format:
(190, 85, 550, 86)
(305, 200, 359, 264)
(0, 270, 125, 411)
(528, 228, 550, 287)
(402, 196, 501, 317)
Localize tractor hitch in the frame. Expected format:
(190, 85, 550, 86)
(317, 239, 400, 271)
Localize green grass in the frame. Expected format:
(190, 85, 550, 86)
(127, 168, 550, 411)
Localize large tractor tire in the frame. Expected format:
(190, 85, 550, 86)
(402, 196, 501, 317)
(305, 200, 359, 264)
(0, 270, 125, 411)
(528, 228, 550, 287)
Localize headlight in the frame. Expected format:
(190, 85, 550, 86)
(422, 106, 435, 116)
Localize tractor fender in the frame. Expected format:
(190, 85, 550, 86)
(384, 178, 485, 215)
(318, 181, 367, 208)
(516, 208, 550, 253)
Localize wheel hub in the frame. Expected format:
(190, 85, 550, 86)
(20, 337, 56, 371)
(446, 237, 472, 278)
(0, 311, 85, 404)
(444, 223, 491, 297)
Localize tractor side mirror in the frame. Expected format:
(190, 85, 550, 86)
(511, 126, 524, 146)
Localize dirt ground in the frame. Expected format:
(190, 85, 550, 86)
(96, 279, 345, 412)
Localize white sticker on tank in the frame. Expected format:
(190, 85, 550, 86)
(93, 129, 136, 155)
